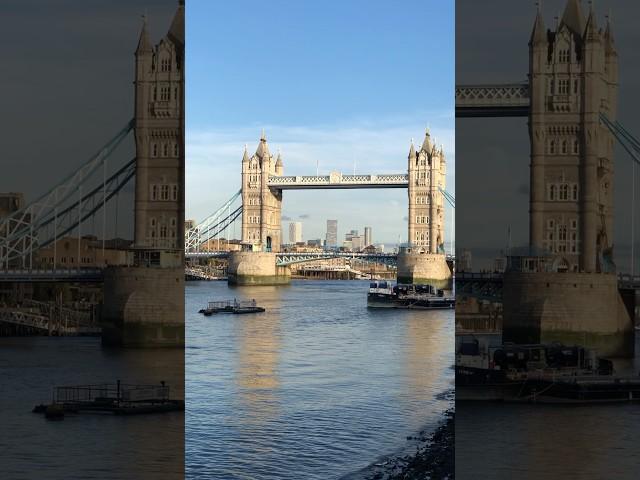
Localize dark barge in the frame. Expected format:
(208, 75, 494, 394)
(33, 381, 184, 419)
(198, 299, 265, 315)
(456, 340, 640, 403)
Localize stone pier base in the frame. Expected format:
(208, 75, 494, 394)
(101, 266, 184, 347)
(503, 271, 634, 358)
(227, 251, 290, 286)
(396, 250, 452, 289)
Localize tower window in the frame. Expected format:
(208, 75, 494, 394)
(152, 143, 158, 157)
(559, 80, 569, 95)
(549, 139, 556, 154)
(163, 144, 169, 157)
(572, 184, 578, 201)
(161, 185, 170, 200)
(174, 143, 179, 157)
(573, 139, 579, 154)
(171, 184, 178, 201)
(561, 140, 567, 154)
(151, 184, 158, 201)
(549, 184, 556, 200)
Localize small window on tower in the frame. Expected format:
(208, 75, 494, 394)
(549, 140, 556, 154)
(573, 139, 579, 154)
(561, 140, 567, 154)
(152, 143, 158, 157)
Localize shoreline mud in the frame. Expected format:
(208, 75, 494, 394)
(343, 390, 454, 480)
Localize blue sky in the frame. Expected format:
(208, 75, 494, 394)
(186, 0, 455, 247)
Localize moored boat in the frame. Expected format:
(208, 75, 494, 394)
(367, 281, 455, 309)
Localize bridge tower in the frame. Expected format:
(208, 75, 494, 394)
(133, 5, 185, 252)
(501, 1, 630, 357)
(102, 3, 185, 347)
(529, 0, 617, 273)
(407, 129, 446, 253)
(240, 133, 283, 252)
(399, 129, 451, 287)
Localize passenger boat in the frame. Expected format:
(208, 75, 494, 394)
(367, 281, 455, 309)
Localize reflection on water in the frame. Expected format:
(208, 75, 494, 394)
(0, 337, 184, 480)
(186, 280, 453, 480)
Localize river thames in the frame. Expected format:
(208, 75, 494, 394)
(185, 280, 454, 479)
(0, 336, 184, 479)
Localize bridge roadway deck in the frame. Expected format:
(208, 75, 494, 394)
(456, 272, 640, 301)
(0, 269, 104, 283)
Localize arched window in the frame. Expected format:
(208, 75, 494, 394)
(152, 143, 158, 157)
(549, 140, 556, 154)
(550, 184, 556, 201)
(560, 184, 569, 200)
(163, 144, 169, 157)
(572, 184, 578, 200)
(174, 143, 179, 157)
(561, 140, 567, 154)
(573, 139, 579, 154)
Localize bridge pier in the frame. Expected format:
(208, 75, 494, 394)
(227, 251, 290, 286)
(101, 258, 184, 347)
(396, 249, 452, 289)
(502, 272, 634, 358)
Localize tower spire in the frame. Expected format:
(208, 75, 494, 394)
(530, 2, 547, 45)
(135, 15, 152, 54)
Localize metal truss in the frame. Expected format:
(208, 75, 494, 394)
(456, 83, 530, 117)
(268, 173, 409, 189)
(0, 119, 134, 268)
(184, 190, 242, 252)
(275, 252, 399, 267)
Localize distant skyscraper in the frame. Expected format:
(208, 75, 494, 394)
(364, 226, 372, 247)
(325, 219, 337, 248)
(289, 222, 302, 243)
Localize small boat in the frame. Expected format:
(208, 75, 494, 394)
(199, 299, 265, 315)
(367, 282, 455, 309)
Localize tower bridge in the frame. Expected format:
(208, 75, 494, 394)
(455, 0, 639, 357)
(187, 128, 454, 286)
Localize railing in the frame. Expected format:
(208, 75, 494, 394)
(267, 173, 408, 189)
(55, 382, 170, 405)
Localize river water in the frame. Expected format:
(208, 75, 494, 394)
(456, 334, 640, 479)
(0, 337, 184, 480)
(185, 280, 454, 479)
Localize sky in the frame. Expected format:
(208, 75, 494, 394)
(186, 0, 455, 248)
(0, 0, 179, 240)
(456, 0, 640, 272)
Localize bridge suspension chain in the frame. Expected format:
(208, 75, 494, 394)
(185, 189, 242, 251)
(438, 187, 455, 208)
(0, 119, 135, 268)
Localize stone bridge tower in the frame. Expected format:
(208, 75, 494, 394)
(407, 129, 446, 253)
(529, 0, 617, 273)
(133, 3, 185, 252)
(241, 133, 283, 252)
